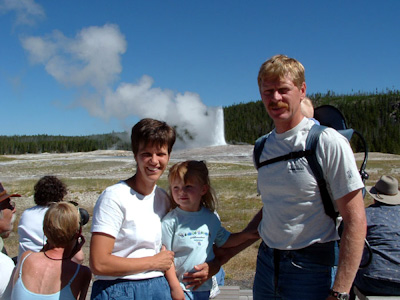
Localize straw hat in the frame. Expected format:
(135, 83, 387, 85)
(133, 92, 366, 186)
(366, 175, 400, 205)
(0, 182, 21, 203)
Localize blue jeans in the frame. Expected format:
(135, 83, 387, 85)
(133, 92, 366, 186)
(184, 290, 210, 300)
(253, 241, 336, 300)
(354, 274, 400, 296)
(91, 276, 172, 300)
(215, 267, 225, 286)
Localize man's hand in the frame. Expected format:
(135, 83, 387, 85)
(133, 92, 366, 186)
(182, 260, 220, 290)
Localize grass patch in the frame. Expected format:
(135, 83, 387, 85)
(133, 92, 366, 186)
(63, 178, 120, 193)
(0, 156, 17, 162)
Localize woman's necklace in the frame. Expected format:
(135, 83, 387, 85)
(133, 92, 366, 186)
(43, 251, 65, 261)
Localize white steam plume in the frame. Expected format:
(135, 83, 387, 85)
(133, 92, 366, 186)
(20, 23, 226, 148)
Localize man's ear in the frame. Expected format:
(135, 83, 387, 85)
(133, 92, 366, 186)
(300, 82, 307, 99)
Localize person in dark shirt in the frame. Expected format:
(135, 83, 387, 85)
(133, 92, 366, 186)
(354, 175, 400, 296)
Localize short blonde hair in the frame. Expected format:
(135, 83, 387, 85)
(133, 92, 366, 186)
(43, 202, 80, 247)
(168, 160, 216, 212)
(257, 54, 305, 90)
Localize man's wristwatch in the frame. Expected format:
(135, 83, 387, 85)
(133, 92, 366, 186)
(330, 290, 350, 300)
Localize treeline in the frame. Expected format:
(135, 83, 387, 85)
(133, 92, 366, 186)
(224, 90, 400, 154)
(0, 133, 130, 155)
(1, 91, 399, 155)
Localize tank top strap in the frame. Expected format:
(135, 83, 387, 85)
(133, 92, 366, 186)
(18, 252, 33, 276)
(68, 264, 81, 285)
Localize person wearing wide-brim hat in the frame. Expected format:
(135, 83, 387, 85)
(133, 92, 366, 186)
(0, 182, 20, 299)
(0, 182, 20, 251)
(354, 175, 400, 296)
(366, 175, 400, 205)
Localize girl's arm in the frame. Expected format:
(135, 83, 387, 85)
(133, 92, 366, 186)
(165, 263, 185, 300)
(89, 233, 175, 276)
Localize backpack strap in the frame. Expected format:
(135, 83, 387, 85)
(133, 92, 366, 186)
(254, 133, 269, 170)
(305, 125, 338, 224)
(258, 149, 313, 169)
(254, 132, 314, 170)
(253, 124, 339, 225)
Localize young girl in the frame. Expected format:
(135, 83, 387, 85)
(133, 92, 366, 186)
(162, 160, 258, 300)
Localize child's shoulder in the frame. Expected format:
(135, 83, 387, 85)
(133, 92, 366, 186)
(201, 207, 221, 222)
(162, 207, 179, 221)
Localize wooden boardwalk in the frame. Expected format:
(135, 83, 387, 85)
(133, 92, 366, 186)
(214, 286, 400, 300)
(212, 286, 253, 300)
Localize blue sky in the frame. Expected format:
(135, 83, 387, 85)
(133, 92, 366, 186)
(1, 0, 399, 142)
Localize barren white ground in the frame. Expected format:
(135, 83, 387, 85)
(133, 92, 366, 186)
(2, 145, 400, 209)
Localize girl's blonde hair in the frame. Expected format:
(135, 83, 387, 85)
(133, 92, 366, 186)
(168, 160, 216, 212)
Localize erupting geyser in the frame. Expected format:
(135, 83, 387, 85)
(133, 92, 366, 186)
(171, 106, 227, 149)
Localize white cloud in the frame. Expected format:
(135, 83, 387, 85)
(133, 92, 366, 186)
(21, 23, 225, 148)
(0, 0, 45, 26)
(21, 24, 127, 90)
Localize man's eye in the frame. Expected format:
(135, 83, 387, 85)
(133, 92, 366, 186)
(264, 90, 273, 95)
(278, 88, 289, 94)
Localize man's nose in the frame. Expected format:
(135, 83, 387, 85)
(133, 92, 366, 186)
(272, 90, 282, 101)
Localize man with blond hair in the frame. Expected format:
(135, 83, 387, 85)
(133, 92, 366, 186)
(249, 54, 366, 300)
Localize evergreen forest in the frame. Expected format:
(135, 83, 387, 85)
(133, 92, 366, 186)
(224, 90, 400, 154)
(0, 133, 131, 155)
(1, 91, 399, 155)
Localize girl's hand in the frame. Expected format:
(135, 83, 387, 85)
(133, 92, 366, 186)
(170, 286, 185, 300)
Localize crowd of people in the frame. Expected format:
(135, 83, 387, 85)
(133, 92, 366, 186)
(1, 54, 399, 300)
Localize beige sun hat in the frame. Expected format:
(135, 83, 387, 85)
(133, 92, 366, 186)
(366, 175, 400, 205)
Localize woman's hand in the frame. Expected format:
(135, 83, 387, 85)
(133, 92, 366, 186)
(153, 245, 175, 272)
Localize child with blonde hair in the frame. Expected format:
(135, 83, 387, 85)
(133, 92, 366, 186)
(162, 160, 258, 300)
(301, 97, 320, 124)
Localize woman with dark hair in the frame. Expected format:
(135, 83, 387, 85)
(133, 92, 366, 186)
(17, 176, 84, 264)
(12, 202, 91, 300)
(90, 118, 178, 300)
